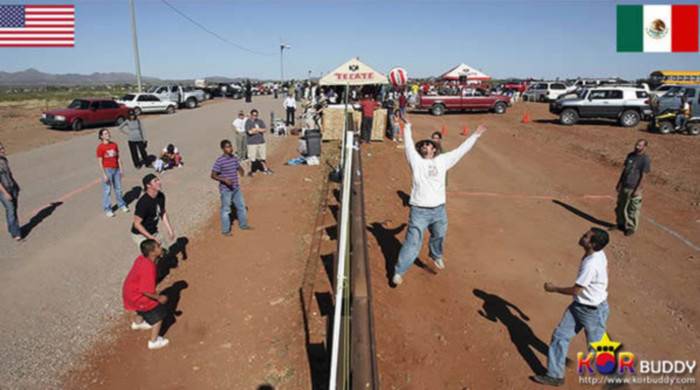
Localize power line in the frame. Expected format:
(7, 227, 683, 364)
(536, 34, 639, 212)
(160, 0, 275, 57)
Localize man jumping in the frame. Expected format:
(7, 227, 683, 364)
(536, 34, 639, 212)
(392, 119, 487, 286)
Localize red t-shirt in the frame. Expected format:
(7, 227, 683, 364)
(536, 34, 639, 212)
(122, 256, 158, 312)
(96, 142, 120, 169)
(360, 99, 379, 118)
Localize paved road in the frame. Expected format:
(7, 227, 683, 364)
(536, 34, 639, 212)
(0, 96, 287, 389)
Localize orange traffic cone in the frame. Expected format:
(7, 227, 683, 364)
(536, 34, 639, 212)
(521, 112, 531, 124)
(441, 124, 447, 136)
(461, 125, 470, 136)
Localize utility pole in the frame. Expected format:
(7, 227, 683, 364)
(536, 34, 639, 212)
(280, 43, 290, 85)
(129, 0, 143, 92)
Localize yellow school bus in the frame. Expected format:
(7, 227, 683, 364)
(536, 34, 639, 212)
(649, 70, 700, 88)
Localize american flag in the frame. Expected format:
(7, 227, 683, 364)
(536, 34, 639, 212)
(0, 4, 74, 47)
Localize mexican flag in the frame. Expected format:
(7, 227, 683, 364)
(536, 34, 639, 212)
(617, 4, 699, 52)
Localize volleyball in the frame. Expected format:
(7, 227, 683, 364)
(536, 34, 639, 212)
(389, 67, 408, 88)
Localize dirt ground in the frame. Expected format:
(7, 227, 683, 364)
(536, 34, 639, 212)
(0, 99, 225, 155)
(64, 102, 699, 389)
(64, 137, 327, 389)
(364, 102, 699, 389)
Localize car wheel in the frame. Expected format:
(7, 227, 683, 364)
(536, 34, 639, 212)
(687, 123, 700, 136)
(204, 93, 211, 100)
(619, 110, 641, 127)
(560, 109, 579, 125)
(538, 95, 546, 103)
(71, 119, 83, 131)
(115, 116, 126, 126)
(166, 105, 176, 114)
(186, 98, 197, 109)
(657, 121, 674, 134)
(133, 107, 142, 116)
(431, 104, 445, 116)
(493, 102, 507, 114)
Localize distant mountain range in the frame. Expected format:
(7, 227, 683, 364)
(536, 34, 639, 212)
(0, 68, 249, 86)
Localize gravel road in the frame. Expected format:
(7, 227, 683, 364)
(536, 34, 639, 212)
(0, 96, 288, 389)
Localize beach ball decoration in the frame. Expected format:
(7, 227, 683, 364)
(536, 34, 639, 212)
(389, 67, 408, 88)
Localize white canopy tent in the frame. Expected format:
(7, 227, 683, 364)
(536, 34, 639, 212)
(319, 57, 389, 86)
(440, 63, 491, 83)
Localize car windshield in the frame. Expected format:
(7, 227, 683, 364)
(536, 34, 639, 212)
(665, 87, 697, 97)
(121, 94, 136, 101)
(146, 86, 159, 93)
(67, 99, 89, 109)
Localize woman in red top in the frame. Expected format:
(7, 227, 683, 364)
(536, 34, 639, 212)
(96, 129, 128, 217)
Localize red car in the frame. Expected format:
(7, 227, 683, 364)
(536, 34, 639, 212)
(418, 88, 511, 116)
(40, 98, 129, 131)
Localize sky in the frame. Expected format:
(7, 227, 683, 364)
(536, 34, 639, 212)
(1, 0, 699, 81)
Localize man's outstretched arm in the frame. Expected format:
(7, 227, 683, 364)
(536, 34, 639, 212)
(403, 122, 420, 165)
(441, 125, 487, 170)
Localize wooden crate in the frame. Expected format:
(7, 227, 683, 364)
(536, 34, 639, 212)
(371, 109, 386, 141)
(322, 108, 361, 141)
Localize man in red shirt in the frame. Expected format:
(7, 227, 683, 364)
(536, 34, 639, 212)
(122, 239, 170, 350)
(359, 94, 379, 143)
(96, 128, 128, 218)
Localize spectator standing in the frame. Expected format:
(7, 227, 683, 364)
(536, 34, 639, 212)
(245, 109, 273, 175)
(283, 94, 297, 126)
(118, 110, 149, 169)
(392, 120, 487, 285)
(359, 94, 380, 143)
(0, 142, 21, 241)
(122, 239, 171, 350)
(615, 139, 651, 236)
(211, 140, 251, 236)
(532, 228, 610, 387)
(245, 79, 252, 103)
(232, 110, 248, 160)
(96, 129, 128, 217)
(131, 174, 175, 249)
(273, 83, 279, 99)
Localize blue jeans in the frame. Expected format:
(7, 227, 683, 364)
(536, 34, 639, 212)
(220, 187, 248, 233)
(0, 192, 21, 238)
(102, 168, 126, 212)
(394, 205, 448, 276)
(547, 301, 609, 379)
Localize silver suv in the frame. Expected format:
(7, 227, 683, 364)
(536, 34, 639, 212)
(549, 86, 651, 127)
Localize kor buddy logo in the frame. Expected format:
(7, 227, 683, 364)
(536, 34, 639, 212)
(578, 333, 697, 376)
(646, 18, 668, 40)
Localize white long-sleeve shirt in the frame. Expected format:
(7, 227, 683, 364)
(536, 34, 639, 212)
(403, 124, 481, 207)
(284, 96, 297, 109)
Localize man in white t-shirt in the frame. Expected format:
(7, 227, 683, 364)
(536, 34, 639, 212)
(232, 110, 248, 160)
(283, 94, 297, 126)
(533, 228, 610, 387)
(392, 119, 487, 286)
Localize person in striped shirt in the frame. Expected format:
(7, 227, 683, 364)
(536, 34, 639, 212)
(211, 140, 251, 236)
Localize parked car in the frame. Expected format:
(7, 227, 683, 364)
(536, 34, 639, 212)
(522, 82, 574, 102)
(40, 98, 129, 131)
(147, 85, 205, 109)
(549, 86, 652, 127)
(418, 88, 511, 116)
(651, 85, 700, 113)
(116, 93, 177, 115)
(648, 84, 674, 99)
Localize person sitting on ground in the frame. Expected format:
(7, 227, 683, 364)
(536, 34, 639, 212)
(122, 239, 170, 350)
(154, 144, 183, 173)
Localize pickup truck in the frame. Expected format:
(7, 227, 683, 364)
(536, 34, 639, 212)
(147, 85, 206, 109)
(418, 88, 511, 116)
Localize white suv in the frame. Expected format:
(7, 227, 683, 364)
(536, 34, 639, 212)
(523, 82, 574, 102)
(549, 86, 652, 127)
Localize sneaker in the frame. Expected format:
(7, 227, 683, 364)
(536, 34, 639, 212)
(121, 206, 130, 213)
(105, 211, 115, 218)
(222, 231, 232, 237)
(131, 321, 152, 330)
(531, 375, 564, 387)
(248, 171, 256, 177)
(264, 169, 274, 175)
(624, 229, 635, 237)
(433, 258, 445, 270)
(240, 225, 253, 230)
(392, 273, 403, 286)
(148, 336, 170, 350)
